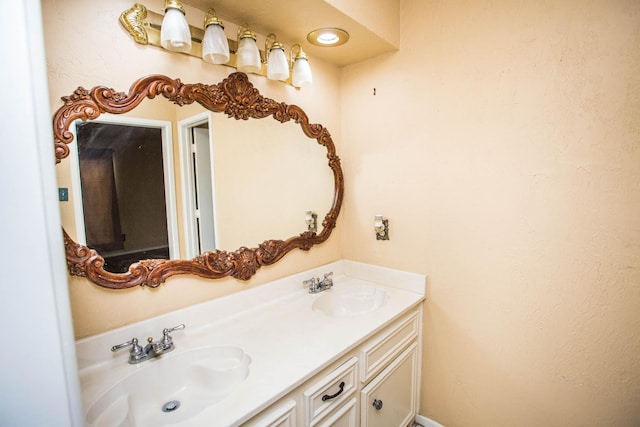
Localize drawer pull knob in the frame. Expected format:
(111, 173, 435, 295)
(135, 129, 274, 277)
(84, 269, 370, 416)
(372, 399, 383, 410)
(321, 381, 346, 401)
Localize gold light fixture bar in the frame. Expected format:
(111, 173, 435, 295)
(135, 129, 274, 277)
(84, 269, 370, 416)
(119, 3, 297, 86)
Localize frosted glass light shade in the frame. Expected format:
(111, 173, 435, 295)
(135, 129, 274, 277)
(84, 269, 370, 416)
(160, 8, 191, 53)
(267, 47, 289, 81)
(292, 57, 313, 87)
(236, 37, 262, 73)
(202, 24, 229, 64)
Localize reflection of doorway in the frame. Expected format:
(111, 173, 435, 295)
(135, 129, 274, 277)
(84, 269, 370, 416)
(179, 112, 217, 258)
(78, 148, 123, 252)
(192, 126, 216, 253)
(71, 116, 179, 273)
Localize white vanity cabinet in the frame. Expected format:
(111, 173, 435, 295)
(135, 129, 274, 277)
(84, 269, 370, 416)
(243, 307, 422, 427)
(77, 261, 426, 427)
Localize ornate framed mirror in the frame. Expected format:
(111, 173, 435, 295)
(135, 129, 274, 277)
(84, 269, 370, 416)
(53, 72, 343, 289)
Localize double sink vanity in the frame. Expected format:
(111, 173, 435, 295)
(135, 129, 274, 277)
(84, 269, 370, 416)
(76, 260, 426, 426)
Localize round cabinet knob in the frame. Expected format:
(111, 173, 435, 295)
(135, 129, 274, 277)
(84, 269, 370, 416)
(372, 399, 383, 410)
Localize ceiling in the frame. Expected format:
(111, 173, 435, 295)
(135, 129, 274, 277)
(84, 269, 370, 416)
(183, 0, 399, 67)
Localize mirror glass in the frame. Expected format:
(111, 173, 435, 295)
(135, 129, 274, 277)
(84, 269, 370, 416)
(75, 121, 171, 273)
(55, 73, 343, 288)
(207, 111, 334, 250)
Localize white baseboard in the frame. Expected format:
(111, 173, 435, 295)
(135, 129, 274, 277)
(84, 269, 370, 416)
(415, 413, 445, 427)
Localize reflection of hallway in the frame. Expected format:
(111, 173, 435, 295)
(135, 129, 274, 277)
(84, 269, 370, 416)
(79, 148, 122, 252)
(74, 120, 171, 273)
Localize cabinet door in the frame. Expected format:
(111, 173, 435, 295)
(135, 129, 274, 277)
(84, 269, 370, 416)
(360, 343, 418, 427)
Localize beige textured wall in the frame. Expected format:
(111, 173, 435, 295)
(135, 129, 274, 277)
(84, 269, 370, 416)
(42, 0, 342, 338)
(340, 0, 640, 425)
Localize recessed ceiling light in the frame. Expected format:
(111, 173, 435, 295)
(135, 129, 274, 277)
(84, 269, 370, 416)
(307, 28, 349, 47)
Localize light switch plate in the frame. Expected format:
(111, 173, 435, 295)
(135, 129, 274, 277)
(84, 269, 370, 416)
(58, 187, 68, 202)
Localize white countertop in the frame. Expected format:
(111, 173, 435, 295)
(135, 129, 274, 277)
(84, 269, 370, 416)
(76, 260, 426, 426)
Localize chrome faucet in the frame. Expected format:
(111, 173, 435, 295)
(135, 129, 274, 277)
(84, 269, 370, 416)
(111, 324, 185, 364)
(304, 272, 334, 294)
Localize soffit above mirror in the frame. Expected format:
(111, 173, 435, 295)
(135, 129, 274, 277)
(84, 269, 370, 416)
(182, 0, 400, 67)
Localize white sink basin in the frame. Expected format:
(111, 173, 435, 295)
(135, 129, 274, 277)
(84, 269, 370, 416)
(86, 346, 251, 427)
(312, 284, 387, 317)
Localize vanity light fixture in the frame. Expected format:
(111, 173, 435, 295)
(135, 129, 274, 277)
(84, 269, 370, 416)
(201, 8, 229, 64)
(291, 44, 313, 88)
(160, 0, 192, 53)
(374, 215, 389, 240)
(305, 210, 318, 233)
(236, 25, 262, 73)
(265, 33, 289, 81)
(120, 3, 314, 88)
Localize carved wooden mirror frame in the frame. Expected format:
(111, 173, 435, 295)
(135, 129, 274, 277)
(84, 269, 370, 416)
(53, 72, 343, 289)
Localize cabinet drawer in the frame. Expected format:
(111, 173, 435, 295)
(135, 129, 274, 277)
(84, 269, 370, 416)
(359, 310, 419, 384)
(243, 399, 296, 427)
(304, 357, 358, 426)
(315, 397, 357, 427)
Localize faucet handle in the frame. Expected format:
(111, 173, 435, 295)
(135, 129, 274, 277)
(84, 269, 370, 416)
(158, 324, 185, 349)
(303, 277, 319, 293)
(164, 324, 186, 334)
(320, 272, 334, 289)
(111, 337, 141, 353)
(111, 337, 146, 362)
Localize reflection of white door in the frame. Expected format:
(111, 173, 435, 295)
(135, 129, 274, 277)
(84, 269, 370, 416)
(179, 112, 217, 259)
(192, 127, 216, 253)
